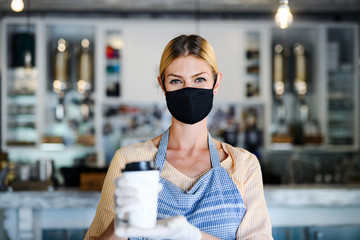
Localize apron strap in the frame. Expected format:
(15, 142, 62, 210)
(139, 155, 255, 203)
(155, 128, 170, 171)
(208, 132, 221, 168)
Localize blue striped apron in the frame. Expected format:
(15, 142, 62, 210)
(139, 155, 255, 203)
(154, 128, 246, 240)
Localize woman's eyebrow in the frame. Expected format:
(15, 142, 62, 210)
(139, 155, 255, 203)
(192, 72, 209, 78)
(167, 72, 209, 78)
(167, 73, 182, 78)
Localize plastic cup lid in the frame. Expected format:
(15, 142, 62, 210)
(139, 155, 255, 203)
(122, 161, 158, 172)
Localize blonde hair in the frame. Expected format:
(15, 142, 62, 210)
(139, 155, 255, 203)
(159, 35, 218, 85)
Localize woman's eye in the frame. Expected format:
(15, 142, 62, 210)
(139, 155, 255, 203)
(195, 77, 206, 83)
(169, 79, 181, 84)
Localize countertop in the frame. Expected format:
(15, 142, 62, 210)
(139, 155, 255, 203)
(0, 189, 101, 209)
(1, 185, 360, 228)
(263, 185, 360, 227)
(1, 185, 360, 209)
(264, 184, 360, 207)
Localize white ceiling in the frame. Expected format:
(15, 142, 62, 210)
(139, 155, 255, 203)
(0, 0, 359, 15)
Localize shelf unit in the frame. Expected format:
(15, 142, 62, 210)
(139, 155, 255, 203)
(1, 21, 39, 148)
(325, 25, 359, 149)
(1, 18, 359, 167)
(269, 23, 359, 151)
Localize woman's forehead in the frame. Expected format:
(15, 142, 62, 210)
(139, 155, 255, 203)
(165, 55, 212, 75)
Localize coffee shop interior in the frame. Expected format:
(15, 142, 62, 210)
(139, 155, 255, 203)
(0, 0, 360, 239)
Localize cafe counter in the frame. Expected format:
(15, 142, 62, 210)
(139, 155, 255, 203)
(1, 185, 360, 239)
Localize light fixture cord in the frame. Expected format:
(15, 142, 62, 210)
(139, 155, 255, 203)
(195, 0, 201, 34)
(26, 0, 31, 31)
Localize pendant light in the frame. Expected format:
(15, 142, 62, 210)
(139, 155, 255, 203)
(275, 0, 293, 29)
(25, 0, 33, 71)
(11, 0, 24, 12)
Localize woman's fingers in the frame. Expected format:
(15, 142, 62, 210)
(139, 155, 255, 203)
(114, 176, 140, 217)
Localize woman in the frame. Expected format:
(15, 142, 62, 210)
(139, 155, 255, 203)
(85, 34, 273, 240)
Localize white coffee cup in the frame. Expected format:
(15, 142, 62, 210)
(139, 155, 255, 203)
(120, 161, 160, 228)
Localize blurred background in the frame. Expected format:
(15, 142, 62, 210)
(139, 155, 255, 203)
(0, 0, 360, 239)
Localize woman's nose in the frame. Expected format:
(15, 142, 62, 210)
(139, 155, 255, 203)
(183, 80, 193, 88)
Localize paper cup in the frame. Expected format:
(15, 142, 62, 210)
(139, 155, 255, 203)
(119, 161, 160, 228)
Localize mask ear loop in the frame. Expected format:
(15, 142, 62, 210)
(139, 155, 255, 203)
(213, 76, 218, 93)
(213, 76, 217, 89)
(162, 78, 168, 93)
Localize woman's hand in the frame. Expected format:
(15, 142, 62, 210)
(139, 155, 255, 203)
(96, 219, 126, 240)
(113, 177, 215, 240)
(114, 177, 140, 222)
(115, 215, 202, 240)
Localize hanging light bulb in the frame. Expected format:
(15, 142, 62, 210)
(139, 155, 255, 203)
(275, 0, 293, 29)
(11, 0, 24, 12)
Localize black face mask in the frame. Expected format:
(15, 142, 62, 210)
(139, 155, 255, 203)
(165, 87, 214, 125)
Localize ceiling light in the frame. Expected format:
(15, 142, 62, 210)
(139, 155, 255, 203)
(11, 0, 24, 12)
(275, 0, 293, 29)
